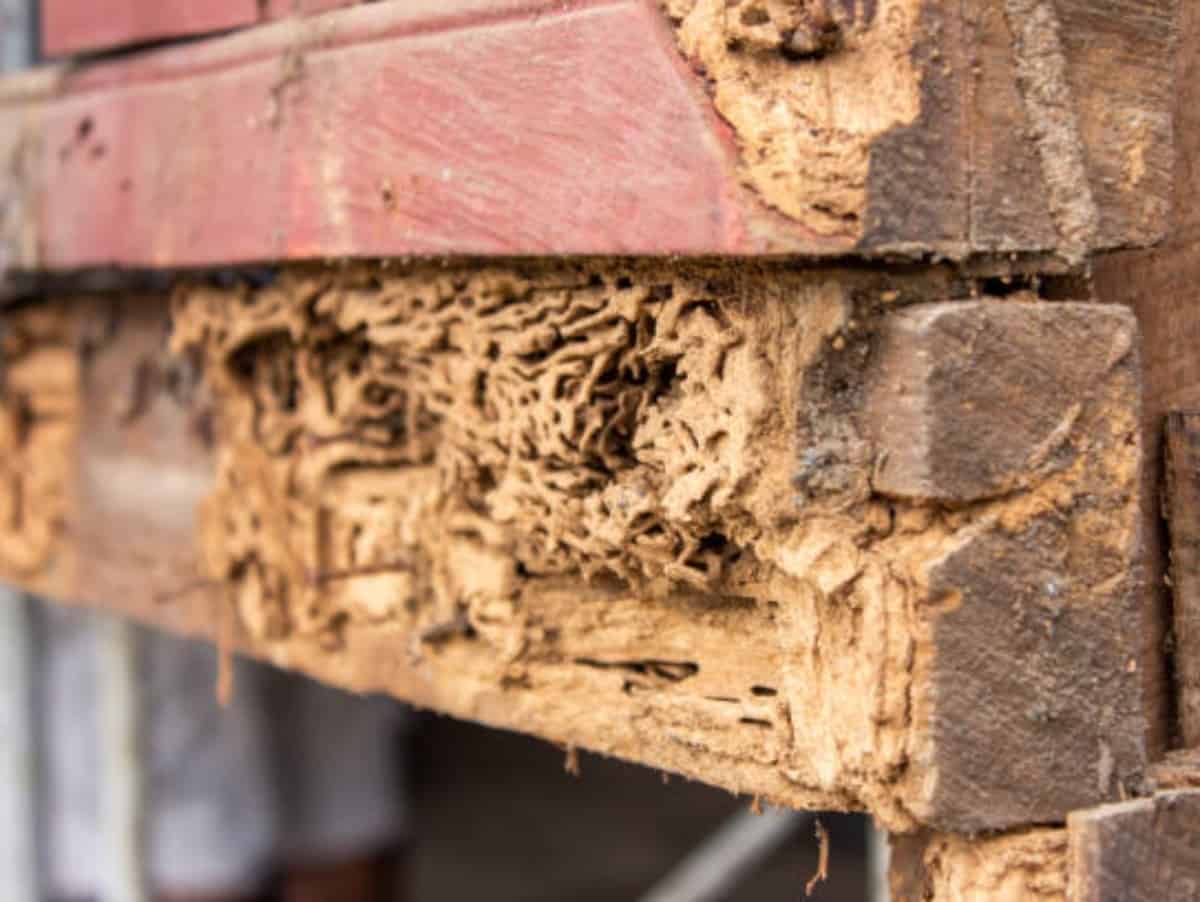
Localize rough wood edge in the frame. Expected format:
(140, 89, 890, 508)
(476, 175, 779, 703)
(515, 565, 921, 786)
(0, 262, 1157, 833)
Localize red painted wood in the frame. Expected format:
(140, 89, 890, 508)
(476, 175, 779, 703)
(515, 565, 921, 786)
(41, 0, 362, 58)
(42, 0, 262, 57)
(11, 0, 842, 268)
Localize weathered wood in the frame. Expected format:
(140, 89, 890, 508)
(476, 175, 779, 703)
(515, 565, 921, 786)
(1166, 412, 1200, 746)
(965, 0, 1176, 259)
(889, 828, 1069, 901)
(0, 264, 1153, 832)
(1089, 0, 1200, 759)
(1069, 791, 1200, 902)
(890, 790, 1200, 901)
(0, 0, 1180, 267)
(40, 0, 358, 57)
(42, 0, 259, 58)
(1149, 747, 1200, 790)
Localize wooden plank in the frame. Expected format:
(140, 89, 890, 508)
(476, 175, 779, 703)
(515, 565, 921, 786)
(0, 264, 1155, 832)
(0, 0, 1180, 267)
(40, 0, 359, 58)
(1069, 791, 1200, 902)
(1166, 412, 1200, 747)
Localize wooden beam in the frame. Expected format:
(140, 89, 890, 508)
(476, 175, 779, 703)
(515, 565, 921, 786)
(42, 0, 260, 58)
(40, 0, 360, 58)
(0, 264, 1155, 833)
(0, 0, 1179, 268)
(1069, 791, 1200, 901)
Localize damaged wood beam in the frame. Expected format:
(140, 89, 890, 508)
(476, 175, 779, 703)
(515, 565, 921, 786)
(0, 0, 1179, 268)
(0, 262, 1156, 834)
(889, 827, 1069, 901)
(890, 790, 1200, 902)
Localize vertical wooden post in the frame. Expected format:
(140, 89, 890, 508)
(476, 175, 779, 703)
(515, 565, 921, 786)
(1165, 412, 1200, 745)
(1069, 791, 1200, 901)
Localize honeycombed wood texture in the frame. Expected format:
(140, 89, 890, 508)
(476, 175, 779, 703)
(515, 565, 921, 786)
(0, 264, 1153, 833)
(1166, 412, 1200, 747)
(0, 0, 1179, 267)
(41, 0, 357, 57)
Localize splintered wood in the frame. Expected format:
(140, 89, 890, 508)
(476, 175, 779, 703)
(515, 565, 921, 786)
(0, 263, 1149, 835)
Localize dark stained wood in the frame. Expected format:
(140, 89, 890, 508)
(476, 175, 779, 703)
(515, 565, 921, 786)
(866, 302, 1151, 831)
(1070, 791, 1200, 902)
(868, 302, 1136, 503)
(1090, 0, 1200, 759)
(1166, 412, 1200, 747)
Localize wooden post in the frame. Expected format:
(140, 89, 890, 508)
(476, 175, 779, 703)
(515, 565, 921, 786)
(1165, 412, 1200, 745)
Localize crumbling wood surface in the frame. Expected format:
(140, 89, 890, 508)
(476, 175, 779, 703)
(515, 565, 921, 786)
(891, 791, 1200, 902)
(0, 0, 1178, 268)
(0, 262, 1153, 834)
(890, 827, 1069, 901)
(1166, 412, 1200, 747)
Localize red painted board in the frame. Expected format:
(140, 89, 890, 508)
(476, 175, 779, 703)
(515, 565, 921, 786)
(8, 0, 853, 268)
(40, 0, 369, 58)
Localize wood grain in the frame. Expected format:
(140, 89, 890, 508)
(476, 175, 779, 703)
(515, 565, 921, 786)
(0, 0, 1181, 268)
(22, 1, 767, 265)
(1070, 791, 1200, 902)
(40, 0, 360, 57)
(1089, 0, 1200, 759)
(1166, 412, 1200, 746)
